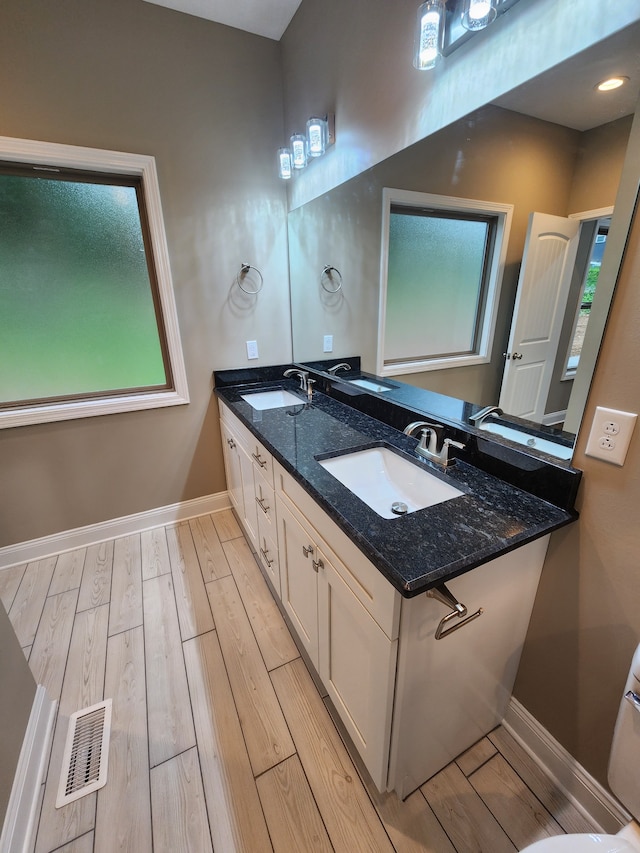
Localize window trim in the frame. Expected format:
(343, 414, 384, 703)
(377, 188, 513, 377)
(0, 135, 189, 429)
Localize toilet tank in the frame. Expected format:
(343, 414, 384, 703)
(608, 643, 640, 818)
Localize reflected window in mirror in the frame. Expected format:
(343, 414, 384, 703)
(378, 189, 512, 378)
(563, 219, 609, 378)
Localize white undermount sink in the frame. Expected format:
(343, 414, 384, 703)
(479, 422, 573, 460)
(240, 389, 302, 410)
(348, 378, 392, 393)
(318, 446, 463, 519)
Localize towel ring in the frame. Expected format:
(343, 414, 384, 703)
(320, 265, 343, 293)
(236, 263, 263, 295)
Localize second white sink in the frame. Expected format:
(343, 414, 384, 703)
(240, 389, 303, 410)
(479, 422, 573, 460)
(318, 446, 463, 519)
(348, 378, 393, 393)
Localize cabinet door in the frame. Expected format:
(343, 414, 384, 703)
(276, 498, 319, 667)
(238, 441, 259, 549)
(220, 420, 243, 513)
(318, 549, 398, 791)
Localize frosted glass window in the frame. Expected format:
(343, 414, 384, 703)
(0, 168, 169, 407)
(385, 207, 494, 364)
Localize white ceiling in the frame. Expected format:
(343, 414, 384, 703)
(142, 0, 302, 40)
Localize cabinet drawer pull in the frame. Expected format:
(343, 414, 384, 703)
(227, 437, 236, 449)
(260, 540, 274, 568)
(252, 449, 267, 468)
(302, 544, 314, 558)
(312, 558, 324, 573)
(256, 495, 270, 514)
(426, 582, 483, 640)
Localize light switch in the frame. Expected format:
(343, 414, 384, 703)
(323, 335, 333, 353)
(584, 406, 637, 466)
(246, 340, 259, 360)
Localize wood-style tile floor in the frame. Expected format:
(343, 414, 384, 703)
(0, 510, 599, 852)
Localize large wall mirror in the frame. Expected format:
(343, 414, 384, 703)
(288, 22, 640, 455)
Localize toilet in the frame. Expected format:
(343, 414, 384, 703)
(521, 643, 640, 852)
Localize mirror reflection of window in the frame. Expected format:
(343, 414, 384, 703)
(378, 189, 513, 377)
(386, 208, 495, 362)
(565, 221, 609, 375)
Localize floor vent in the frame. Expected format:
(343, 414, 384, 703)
(55, 699, 112, 809)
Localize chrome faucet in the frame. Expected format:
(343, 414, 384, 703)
(469, 405, 503, 427)
(404, 421, 465, 468)
(283, 368, 309, 392)
(327, 362, 351, 375)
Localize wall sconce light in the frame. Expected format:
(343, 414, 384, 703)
(413, 0, 445, 70)
(306, 116, 328, 157)
(278, 115, 335, 179)
(290, 133, 308, 169)
(461, 0, 497, 30)
(277, 147, 292, 180)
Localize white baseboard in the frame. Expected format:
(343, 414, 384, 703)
(504, 697, 630, 834)
(0, 686, 56, 853)
(0, 492, 230, 570)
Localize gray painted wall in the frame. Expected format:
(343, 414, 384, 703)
(0, 0, 291, 548)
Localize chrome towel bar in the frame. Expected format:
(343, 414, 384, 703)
(426, 582, 484, 640)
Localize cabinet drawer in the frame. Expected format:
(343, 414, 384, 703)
(248, 437, 273, 485)
(254, 470, 276, 530)
(275, 461, 401, 641)
(219, 401, 274, 486)
(257, 526, 280, 595)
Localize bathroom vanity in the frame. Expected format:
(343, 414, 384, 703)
(215, 368, 578, 798)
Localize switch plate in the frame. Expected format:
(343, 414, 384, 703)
(584, 406, 637, 466)
(246, 340, 259, 360)
(323, 334, 333, 353)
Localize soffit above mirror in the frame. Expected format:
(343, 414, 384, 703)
(492, 21, 640, 131)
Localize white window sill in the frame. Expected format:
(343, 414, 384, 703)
(0, 389, 190, 430)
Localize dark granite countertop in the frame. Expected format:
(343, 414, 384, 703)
(215, 379, 577, 598)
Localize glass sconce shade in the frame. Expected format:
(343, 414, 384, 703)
(461, 0, 497, 30)
(306, 117, 327, 158)
(290, 134, 308, 169)
(414, 0, 445, 70)
(278, 147, 292, 180)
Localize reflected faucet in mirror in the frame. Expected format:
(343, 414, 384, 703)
(469, 405, 503, 427)
(327, 362, 352, 374)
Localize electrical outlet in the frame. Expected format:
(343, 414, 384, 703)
(246, 340, 259, 360)
(323, 334, 333, 353)
(585, 406, 637, 466)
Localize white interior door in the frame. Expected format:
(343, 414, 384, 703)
(499, 212, 580, 420)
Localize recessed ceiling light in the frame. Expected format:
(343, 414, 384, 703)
(596, 76, 629, 92)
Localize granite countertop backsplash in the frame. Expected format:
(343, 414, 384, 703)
(214, 375, 578, 598)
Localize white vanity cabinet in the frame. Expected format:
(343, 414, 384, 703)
(218, 399, 551, 798)
(276, 469, 399, 790)
(219, 404, 280, 591)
